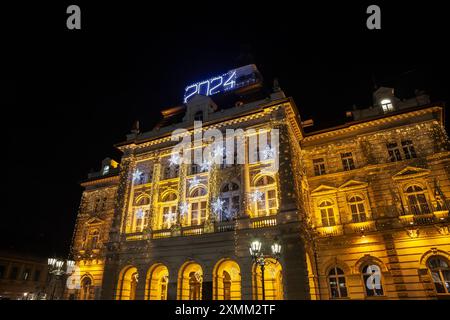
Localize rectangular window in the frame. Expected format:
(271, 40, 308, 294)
(22, 268, 31, 281)
(0, 265, 5, 279)
(34, 270, 41, 282)
(387, 142, 402, 162)
(200, 202, 207, 224)
(10, 266, 19, 280)
(401, 140, 417, 159)
(320, 208, 335, 226)
(313, 158, 326, 176)
(341, 152, 355, 171)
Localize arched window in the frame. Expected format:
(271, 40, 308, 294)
(348, 196, 367, 223)
(79, 277, 92, 300)
(87, 229, 100, 249)
(362, 264, 384, 296)
(253, 258, 283, 300)
(219, 182, 240, 221)
(223, 271, 232, 300)
(319, 201, 335, 227)
(213, 259, 241, 300)
(136, 196, 150, 206)
(253, 176, 278, 217)
(184, 187, 208, 226)
(131, 195, 150, 233)
(190, 187, 207, 198)
(160, 192, 178, 229)
(146, 264, 169, 300)
(405, 185, 430, 215)
(189, 271, 202, 300)
(116, 266, 139, 300)
(178, 262, 203, 300)
(255, 176, 275, 187)
(328, 267, 348, 299)
(427, 257, 450, 294)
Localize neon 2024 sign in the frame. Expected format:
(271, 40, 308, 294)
(183, 64, 260, 103)
(184, 70, 236, 103)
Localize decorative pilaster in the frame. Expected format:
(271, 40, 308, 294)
(150, 160, 161, 230)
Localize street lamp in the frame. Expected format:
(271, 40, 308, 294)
(47, 258, 75, 299)
(249, 239, 282, 300)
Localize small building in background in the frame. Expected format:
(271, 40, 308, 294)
(0, 251, 48, 300)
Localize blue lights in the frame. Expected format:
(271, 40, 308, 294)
(183, 64, 260, 103)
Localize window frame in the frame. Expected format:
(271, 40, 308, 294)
(313, 158, 326, 176)
(427, 256, 450, 295)
(252, 175, 279, 217)
(328, 266, 348, 299)
(361, 263, 385, 298)
(318, 200, 336, 227)
(348, 195, 367, 223)
(341, 152, 355, 171)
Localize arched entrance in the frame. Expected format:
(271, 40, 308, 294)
(79, 276, 93, 300)
(252, 258, 283, 300)
(116, 266, 139, 300)
(145, 264, 169, 300)
(178, 262, 203, 300)
(213, 259, 241, 300)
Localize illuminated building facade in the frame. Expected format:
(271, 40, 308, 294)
(68, 78, 449, 300)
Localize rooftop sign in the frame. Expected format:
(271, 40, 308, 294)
(183, 64, 261, 103)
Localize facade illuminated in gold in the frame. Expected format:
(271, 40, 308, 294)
(68, 85, 450, 300)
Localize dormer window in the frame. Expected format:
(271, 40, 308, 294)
(381, 99, 394, 113)
(194, 111, 204, 121)
(102, 165, 110, 175)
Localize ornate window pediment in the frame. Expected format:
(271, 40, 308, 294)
(339, 180, 368, 191)
(86, 217, 104, 226)
(311, 184, 337, 195)
(392, 166, 430, 181)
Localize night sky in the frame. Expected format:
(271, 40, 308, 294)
(4, 2, 449, 258)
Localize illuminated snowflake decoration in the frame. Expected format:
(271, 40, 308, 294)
(165, 210, 177, 224)
(262, 145, 276, 160)
(194, 271, 202, 282)
(212, 145, 224, 161)
(189, 176, 201, 188)
(211, 198, 225, 216)
(222, 208, 234, 220)
(179, 202, 189, 217)
(169, 153, 181, 167)
(135, 208, 144, 219)
(200, 160, 211, 172)
(132, 169, 143, 183)
(250, 190, 264, 203)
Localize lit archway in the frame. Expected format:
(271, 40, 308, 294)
(116, 266, 139, 300)
(145, 264, 169, 300)
(178, 262, 203, 300)
(252, 258, 283, 300)
(79, 275, 94, 300)
(213, 259, 241, 300)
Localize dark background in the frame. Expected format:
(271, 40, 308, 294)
(3, 2, 449, 258)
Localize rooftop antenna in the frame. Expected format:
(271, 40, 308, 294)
(131, 120, 140, 134)
(371, 73, 379, 90)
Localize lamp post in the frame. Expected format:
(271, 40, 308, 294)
(47, 258, 75, 300)
(249, 240, 282, 300)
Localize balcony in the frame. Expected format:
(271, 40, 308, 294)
(399, 205, 448, 225)
(251, 215, 277, 228)
(344, 220, 377, 234)
(182, 225, 204, 236)
(316, 225, 344, 237)
(216, 220, 236, 232)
